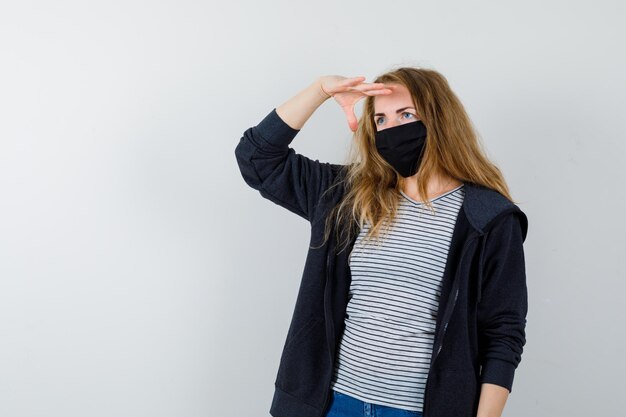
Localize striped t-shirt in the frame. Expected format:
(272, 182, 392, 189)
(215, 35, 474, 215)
(330, 183, 465, 412)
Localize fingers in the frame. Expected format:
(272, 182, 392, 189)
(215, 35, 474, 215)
(354, 82, 391, 91)
(341, 76, 393, 91)
(335, 77, 366, 89)
(343, 106, 358, 132)
(343, 76, 366, 84)
(332, 76, 393, 96)
(324, 76, 366, 95)
(361, 87, 393, 95)
(345, 80, 393, 95)
(342, 76, 385, 89)
(358, 82, 387, 89)
(348, 116, 358, 132)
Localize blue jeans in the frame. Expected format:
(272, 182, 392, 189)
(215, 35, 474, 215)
(324, 389, 424, 417)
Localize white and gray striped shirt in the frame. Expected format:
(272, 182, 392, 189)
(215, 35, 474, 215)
(330, 183, 465, 412)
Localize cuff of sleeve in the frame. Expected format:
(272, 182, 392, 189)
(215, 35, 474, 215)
(254, 108, 301, 148)
(480, 358, 516, 393)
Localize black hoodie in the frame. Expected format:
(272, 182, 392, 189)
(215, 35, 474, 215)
(235, 108, 529, 417)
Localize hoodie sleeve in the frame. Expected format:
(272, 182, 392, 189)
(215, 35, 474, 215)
(234, 108, 341, 222)
(477, 212, 528, 393)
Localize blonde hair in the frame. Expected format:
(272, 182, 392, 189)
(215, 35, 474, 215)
(317, 66, 517, 253)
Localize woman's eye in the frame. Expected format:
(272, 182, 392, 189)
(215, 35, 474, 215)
(402, 112, 415, 119)
(375, 117, 384, 125)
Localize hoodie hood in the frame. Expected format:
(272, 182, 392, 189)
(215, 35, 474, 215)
(462, 182, 528, 242)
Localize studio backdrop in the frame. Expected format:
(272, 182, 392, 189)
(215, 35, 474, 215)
(0, 1, 624, 416)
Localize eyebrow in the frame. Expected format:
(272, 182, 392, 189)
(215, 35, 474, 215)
(374, 107, 416, 117)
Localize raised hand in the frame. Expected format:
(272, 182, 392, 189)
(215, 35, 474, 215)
(318, 76, 393, 132)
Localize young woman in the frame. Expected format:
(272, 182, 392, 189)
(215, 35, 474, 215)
(235, 67, 529, 417)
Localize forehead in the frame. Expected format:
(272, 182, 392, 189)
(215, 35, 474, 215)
(373, 83, 414, 110)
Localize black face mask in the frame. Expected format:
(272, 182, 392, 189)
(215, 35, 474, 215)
(374, 120, 427, 177)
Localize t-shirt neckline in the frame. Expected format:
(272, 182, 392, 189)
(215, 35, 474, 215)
(399, 183, 464, 206)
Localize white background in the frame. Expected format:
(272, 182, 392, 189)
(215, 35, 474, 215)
(1, 1, 624, 416)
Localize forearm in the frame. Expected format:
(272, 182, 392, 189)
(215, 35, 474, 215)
(476, 383, 509, 417)
(276, 78, 329, 130)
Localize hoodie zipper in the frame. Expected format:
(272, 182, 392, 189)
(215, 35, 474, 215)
(422, 233, 480, 417)
(319, 250, 334, 417)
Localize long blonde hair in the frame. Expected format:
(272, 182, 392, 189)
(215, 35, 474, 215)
(318, 66, 517, 253)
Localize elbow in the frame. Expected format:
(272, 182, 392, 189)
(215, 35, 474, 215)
(234, 137, 262, 190)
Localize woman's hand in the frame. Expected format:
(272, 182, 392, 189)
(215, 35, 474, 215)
(318, 75, 393, 132)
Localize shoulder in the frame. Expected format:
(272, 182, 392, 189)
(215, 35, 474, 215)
(463, 182, 528, 242)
